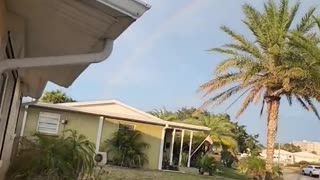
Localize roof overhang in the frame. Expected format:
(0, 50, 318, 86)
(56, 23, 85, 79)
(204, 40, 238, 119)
(2, 0, 150, 98)
(24, 101, 210, 132)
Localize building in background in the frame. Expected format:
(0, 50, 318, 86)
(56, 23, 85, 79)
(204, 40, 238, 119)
(260, 149, 320, 165)
(0, 0, 150, 178)
(293, 141, 320, 155)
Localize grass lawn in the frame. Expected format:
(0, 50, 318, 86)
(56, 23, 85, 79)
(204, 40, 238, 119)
(100, 166, 249, 180)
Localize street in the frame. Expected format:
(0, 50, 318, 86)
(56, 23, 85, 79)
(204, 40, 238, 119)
(284, 173, 318, 180)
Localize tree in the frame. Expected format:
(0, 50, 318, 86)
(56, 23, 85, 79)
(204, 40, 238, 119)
(41, 90, 76, 104)
(149, 108, 178, 121)
(8, 130, 95, 179)
(186, 114, 237, 149)
(274, 143, 301, 153)
(233, 123, 261, 154)
(198, 0, 320, 178)
(105, 127, 149, 168)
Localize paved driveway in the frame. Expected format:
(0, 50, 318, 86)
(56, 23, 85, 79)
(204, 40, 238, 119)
(284, 173, 318, 180)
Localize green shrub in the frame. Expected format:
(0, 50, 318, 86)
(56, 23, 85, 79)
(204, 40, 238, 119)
(197, 154, 217, 176)
(7, 130, 95, 180)
(105, 128, 149, 168)
(238, 156, 265, 180)
(238, 156, 283, 180)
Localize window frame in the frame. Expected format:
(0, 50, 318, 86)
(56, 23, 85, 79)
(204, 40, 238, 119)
(37, 112, 61, 135)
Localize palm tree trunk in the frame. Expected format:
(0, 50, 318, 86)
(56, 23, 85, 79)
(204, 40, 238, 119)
(265, 96, 280, 180)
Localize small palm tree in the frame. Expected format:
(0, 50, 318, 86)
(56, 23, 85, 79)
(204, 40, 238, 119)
(199, 0, 320, 178)
(8, 130, 95, 179)
(105, 128, 149, 168)
(149, 108, 178, 121)
(186, 114, 237, 149)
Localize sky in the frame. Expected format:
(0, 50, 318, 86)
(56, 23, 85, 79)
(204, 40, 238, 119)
(46, 0, 320, 144)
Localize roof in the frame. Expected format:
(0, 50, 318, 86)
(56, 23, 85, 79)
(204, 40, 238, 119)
(6, 0, 150, 98)
(28, 100, 210, 132)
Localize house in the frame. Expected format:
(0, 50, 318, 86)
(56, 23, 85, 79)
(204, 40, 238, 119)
(20, 100, 210, 170)
(260, 149, 320, 165)
(293, 151, 320, 163)
(293, 140, 320, 155)
(261, 149, 294, 165)
(0, 0, 150, 177)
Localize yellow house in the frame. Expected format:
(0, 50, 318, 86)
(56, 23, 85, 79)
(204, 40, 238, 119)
(21, 100, 210, 170)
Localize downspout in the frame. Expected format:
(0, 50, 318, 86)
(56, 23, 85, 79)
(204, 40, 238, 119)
(20, 99, 38, 137)
(0, 39, 114, 74)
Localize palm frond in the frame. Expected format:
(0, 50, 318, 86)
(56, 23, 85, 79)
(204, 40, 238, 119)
(296, 7, 316, 33)
(220, 26, 261, 58)
(199, 73, 243, 96)
(236, 87, 262, 118)
(304, 97, 320, 120)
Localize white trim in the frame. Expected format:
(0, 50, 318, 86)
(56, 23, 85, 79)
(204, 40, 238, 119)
(158, 127, 167, 170)
(95, 116, 104, 153)
(169, 128, 176, 166)
(20, 105, 29, 136)
(96, 0, 151, 19)
(0, 40, 114, 75)
(187, 131, 193, 168)
(178, 129, 185, 167)
(37, 112, 61, 135)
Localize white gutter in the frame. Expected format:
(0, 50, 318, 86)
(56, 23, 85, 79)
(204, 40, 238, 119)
(0, 39, 113, 75)
(96, 0, 151, 19)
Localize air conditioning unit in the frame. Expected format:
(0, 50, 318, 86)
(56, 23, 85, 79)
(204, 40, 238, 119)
(94, 152, 107, 166)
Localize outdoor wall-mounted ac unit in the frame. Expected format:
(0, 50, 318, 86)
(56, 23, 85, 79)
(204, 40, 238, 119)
(94, 152, 107, 166)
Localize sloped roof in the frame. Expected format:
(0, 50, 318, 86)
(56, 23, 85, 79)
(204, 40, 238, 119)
(29, 100, 210, 132)
(7, 0, 150, 98)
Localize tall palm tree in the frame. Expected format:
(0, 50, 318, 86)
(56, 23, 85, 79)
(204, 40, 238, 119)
(198, 0, 320, 178)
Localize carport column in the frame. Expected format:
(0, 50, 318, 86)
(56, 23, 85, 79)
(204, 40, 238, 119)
(158, 126, 167, 170)
(178, 129, 185, 167)
(187, 131, 193, 167)
(169, 128, 176, 166)
(95, 116, 104, 153)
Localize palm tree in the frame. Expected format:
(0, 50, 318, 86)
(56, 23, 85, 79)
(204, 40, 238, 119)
(149, 108, 178, 121)
(186, 114, 237, 149)
(198, 0, 320, 178)
(105, 128, 149, 168)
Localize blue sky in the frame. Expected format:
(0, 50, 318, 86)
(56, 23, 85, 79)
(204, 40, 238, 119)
(46, 0, 320, 144)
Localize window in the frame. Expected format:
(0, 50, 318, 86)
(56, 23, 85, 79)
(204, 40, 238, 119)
(119, 124, 135, 131)
(37, 112, 60, 134)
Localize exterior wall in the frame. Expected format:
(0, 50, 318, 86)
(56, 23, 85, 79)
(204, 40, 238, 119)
(23, 107, 164, 170)
(24, 107, 100, 143)
(99, 118, 163, 170)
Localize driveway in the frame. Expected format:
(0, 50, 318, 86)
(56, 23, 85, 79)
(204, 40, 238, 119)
(284, 172, 318, 180)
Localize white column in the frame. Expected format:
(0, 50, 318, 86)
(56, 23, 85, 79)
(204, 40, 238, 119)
(187, 131, 193, 167)
(169, 128, 176, 166)
(95, 116, 104, 153)
(20, 106, 29, 137)
(178, 129, 185, 167)
(158, 127, 166, 170)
